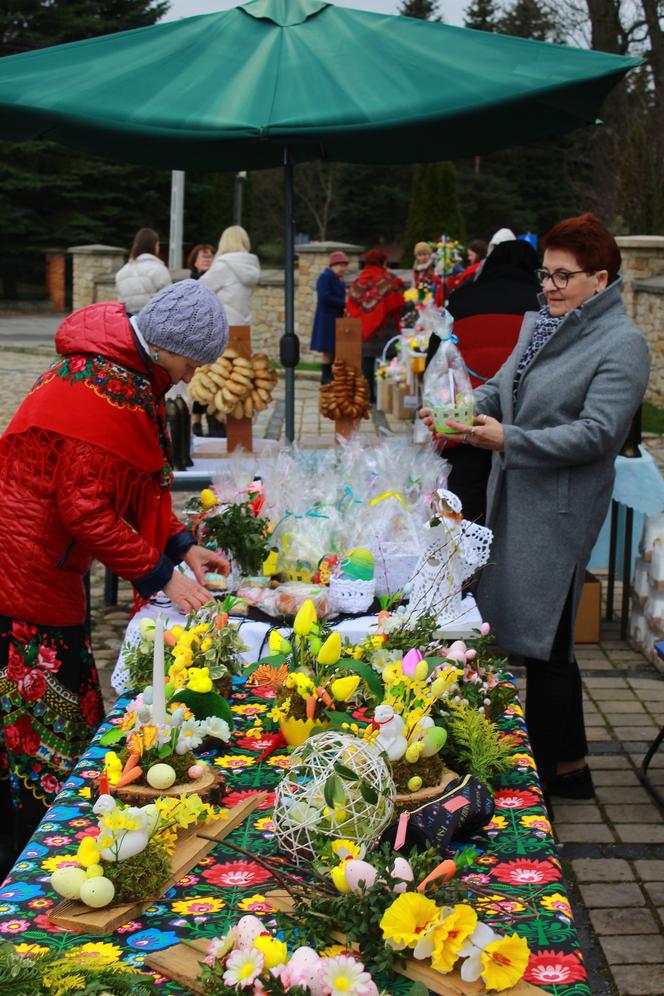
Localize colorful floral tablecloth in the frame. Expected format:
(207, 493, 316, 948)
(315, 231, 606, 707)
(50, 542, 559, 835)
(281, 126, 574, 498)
(0, 679, 591, 995)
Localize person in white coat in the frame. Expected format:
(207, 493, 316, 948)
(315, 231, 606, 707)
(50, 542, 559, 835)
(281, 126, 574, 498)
(201, 225, 260, 326)
(115, 228, 172, 315)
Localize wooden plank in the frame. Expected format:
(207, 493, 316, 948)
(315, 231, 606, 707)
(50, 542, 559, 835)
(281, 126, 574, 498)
(225, 325, 253, 453)
(266, 889, 542, 996)
(146, 939, 209, 995)
(49, 794, 266, 935)
(334, 317, 363, 441)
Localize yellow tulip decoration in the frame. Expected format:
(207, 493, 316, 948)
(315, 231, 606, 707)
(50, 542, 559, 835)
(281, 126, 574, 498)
(330, 675, 360, 703)
(317, 631, 342, 666)
(293, 599, 317, 637)
(269, 631, 292, 655)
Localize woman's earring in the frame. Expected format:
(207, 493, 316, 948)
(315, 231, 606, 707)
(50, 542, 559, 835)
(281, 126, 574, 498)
(152, 350, 160, 361)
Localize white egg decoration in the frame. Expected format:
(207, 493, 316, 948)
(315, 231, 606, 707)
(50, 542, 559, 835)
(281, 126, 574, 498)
(51, 866, 87, 900)
(146, 763, 177, 790)
(235, 915, 265, 950)
(101, 829, 148, 863)
(79, 876, 115, 909)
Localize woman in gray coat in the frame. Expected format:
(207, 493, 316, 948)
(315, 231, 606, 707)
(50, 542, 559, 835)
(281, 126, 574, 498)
(421, 213, 650, 804)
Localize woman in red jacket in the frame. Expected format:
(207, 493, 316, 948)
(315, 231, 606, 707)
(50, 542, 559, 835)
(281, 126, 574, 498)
(346, 248, 405, 402)
(0, 279, 230, 861)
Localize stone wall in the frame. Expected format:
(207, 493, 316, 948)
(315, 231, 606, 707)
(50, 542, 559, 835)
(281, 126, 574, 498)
(617, 236, 664, 407)
(68, 244, 126, 313)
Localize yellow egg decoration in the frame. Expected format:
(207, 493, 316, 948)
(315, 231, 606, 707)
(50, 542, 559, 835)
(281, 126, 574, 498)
(146, 763, 177, 790)
(51, 866, 87, 900)
(79, 876, 115, 909)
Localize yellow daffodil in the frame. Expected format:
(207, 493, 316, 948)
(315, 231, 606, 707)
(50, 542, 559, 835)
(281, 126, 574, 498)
(331, 839, 363, 861)
(429, 905, 478, 973)
(141, 724, 158, 750)
(120, 711, 136, 732)
(317, 631, 342, 666)
(200, 488, 217, 510)
(480, 933, 530, 992)
(430, 667, 463, 698)
(293, 599, 317, 637)
(253, 934, 288, 969)
(379, 893, 442, 951)
(330, 675, 360, 702)
(330, 864, 351, 893)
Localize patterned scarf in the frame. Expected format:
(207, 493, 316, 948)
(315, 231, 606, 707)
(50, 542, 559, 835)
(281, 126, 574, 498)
(512, 306, 564, 405)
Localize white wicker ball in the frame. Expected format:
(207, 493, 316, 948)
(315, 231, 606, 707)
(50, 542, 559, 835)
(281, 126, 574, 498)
(273, 731, 395, 865)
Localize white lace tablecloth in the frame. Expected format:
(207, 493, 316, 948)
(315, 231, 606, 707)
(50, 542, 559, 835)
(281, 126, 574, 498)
(111, 596, 482, 694)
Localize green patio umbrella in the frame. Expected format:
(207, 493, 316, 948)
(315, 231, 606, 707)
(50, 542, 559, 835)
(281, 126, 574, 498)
(0, 0, 640, 437)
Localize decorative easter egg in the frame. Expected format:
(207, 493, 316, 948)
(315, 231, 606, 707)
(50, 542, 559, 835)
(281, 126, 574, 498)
(341, 547, 374, 581)
(343, 859, 378, 892)
(51, 867, 87, 900)
(404, 742, 424, 764)
(101, 830, 149, 863)
(391, 857, 414, 882)
(142, 804, 161, 837)
(235, 915, 265, 950)
(86, 864, 104, 878)
(422, 726, 447, 757)
(142, 686, 154, 705)
(407, 776, 423, 792)
(146, 763, 177, 790)
(79, 876, 115, 909)
(188, 764, 204, 780)
(286, 947, 324, 990)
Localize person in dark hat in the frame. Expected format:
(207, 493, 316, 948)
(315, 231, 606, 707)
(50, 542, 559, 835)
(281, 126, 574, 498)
(346, 249, 405, 401)
(310, 250, 349, 384)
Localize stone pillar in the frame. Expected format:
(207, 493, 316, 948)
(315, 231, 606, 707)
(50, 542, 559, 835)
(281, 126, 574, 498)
(44, 251, 66, 312)
(296, 242, 363, 361)
(67, 244, 126, 312)
(616, 236, 664, 319)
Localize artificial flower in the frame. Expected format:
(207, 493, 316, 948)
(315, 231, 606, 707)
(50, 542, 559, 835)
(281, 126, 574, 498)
(201, 716, 231, 741)
(318, 631, 342, 666)
(379, 892, 441, 951)
(479, 933, 530, 991)
(200, 488, 218, 510)
(223, 948, 264, 988)
(268, 631, 292, 655)
(205, 928, 237, 966)
(322, 954, 377, 996)
(330, 675, 360, 702)
(423, 905, 478, 972)
(293, 599, 317, 637)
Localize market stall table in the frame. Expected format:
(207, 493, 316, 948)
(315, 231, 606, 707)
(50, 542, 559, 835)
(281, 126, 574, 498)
(0, 668, 591, 994)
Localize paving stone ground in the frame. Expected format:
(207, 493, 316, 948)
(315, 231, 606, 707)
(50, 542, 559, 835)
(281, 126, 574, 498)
(3, 332, 664, 995)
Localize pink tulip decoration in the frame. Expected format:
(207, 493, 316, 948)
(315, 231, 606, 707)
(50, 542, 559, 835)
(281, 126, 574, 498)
(402, 648, 423, 677)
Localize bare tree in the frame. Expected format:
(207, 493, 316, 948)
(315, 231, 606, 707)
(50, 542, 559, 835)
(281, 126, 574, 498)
(295, 162, 340, 242)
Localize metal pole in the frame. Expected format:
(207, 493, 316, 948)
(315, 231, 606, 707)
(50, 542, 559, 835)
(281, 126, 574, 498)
(169, 170, 185, 270)
(280, 149, 299, 442)
(233, 171, 247, 226)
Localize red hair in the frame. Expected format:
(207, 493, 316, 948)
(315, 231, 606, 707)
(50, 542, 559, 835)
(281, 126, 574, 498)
(542, 213, 621, 283)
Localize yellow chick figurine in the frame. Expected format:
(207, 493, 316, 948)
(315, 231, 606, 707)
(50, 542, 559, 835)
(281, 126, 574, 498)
(186, 666, 213, 694)
(77, 836, 101, 869)
(104, 750, 122, 786)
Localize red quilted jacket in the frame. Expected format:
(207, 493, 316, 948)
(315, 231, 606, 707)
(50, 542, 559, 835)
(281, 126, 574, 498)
(0, 303, 191, 627)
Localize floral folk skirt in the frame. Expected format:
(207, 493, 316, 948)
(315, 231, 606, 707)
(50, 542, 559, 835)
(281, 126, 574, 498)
(0, 616, 103, 848)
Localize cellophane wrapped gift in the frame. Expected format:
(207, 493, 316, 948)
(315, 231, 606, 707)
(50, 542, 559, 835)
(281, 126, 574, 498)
(421, 307, 474, 434)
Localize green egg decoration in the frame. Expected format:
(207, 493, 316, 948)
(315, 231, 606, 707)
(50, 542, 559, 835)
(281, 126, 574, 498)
(340, 547, 375, 581)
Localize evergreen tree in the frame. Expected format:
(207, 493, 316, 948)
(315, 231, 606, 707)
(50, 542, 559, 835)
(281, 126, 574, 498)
(464, 0, 499, 32)
(0, 1, 170, 298)
(403, 162, 466, 256)
(497, 0, 556, 41)
(398, 0, 440, 20)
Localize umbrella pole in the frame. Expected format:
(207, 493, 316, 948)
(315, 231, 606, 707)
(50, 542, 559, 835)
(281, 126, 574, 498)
(280, 148, 299, 442)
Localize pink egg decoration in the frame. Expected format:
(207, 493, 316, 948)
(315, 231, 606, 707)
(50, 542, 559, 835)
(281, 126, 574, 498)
(188, 764, 204, 780)
(343, 859, 378, 892)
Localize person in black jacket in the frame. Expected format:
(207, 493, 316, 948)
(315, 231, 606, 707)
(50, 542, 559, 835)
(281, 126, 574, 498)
(426, 239, 540, 523)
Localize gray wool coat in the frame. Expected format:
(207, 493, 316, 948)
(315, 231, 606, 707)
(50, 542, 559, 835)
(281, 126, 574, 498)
(474, 279, 650, 660)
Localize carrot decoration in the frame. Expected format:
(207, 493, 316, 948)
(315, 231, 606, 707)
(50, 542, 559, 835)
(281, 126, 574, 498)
(306, 696, 317, 720)
(163, 630, 177, 647)
(115, 767, 143, 789)
(416, 859, 457, 892)
(121, 752, 141, 776)
(215, 612, 229, 630)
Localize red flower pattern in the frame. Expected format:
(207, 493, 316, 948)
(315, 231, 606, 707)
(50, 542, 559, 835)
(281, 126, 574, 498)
(223, 789, 275, 811)
(18, 669, 47, 702)
(492, 859, 560, 886)
(6, 644, 26, 682)
(11, 622, 38, 645)
(494, 788, 541, 810)
(525, 950, 587, 985)
(201, 860, 273, 889)
(37, 644, 60, 672)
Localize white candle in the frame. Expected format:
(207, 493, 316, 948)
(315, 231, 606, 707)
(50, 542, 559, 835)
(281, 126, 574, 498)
(151, 613, 166, 727)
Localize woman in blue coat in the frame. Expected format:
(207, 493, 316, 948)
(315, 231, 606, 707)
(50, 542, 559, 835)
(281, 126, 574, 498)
(310, 250, 349, 383)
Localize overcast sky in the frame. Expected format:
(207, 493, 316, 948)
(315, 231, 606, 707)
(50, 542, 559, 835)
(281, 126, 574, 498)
(163, 0, 467, 27)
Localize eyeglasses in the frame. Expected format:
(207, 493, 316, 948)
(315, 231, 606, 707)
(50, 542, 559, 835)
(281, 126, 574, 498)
(535, 268, 593, 289)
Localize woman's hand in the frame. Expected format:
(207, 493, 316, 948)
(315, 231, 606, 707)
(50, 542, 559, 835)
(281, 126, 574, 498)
(446, 413, 505, 451)
(419, 407, 436, 434)
(183, 544, 231, 585)
(163, 570, 213, 613)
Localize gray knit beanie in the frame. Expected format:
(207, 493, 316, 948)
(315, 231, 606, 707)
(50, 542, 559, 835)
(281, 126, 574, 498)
(136, 279, 228, 364)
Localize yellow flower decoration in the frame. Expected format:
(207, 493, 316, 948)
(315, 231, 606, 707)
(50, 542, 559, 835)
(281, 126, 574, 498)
(319, 944, 350, 958)
(14, 943, 50, 956)
(172, 896, 226, 915)
(120, 711, 136, 732)
(293, 598, 317, 636)
(430, 905, 478, 973)
(318, 632, 342, 666)
(64, 941, 122, 965)
(41, 855, 79, 874)
(540, 892, 572, 917)
(480, 933, 530, 992)
(379, 892, 441, 950)
(331, 864, 351, 893)
(141, 724, 158, 750)
(331, 839, 363, 861)
(200, 488, 217, 510)
(330, 675, 360, 702)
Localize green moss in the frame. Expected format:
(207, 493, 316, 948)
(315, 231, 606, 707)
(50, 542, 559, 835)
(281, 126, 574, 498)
(104, 839, 170, 904)
(168, 688, 233, 725)
(118, 747, 197, 782)
(392, 753, 445, 792)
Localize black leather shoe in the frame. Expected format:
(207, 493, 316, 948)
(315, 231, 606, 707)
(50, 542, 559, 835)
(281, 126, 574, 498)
(548, 765, 595, 800)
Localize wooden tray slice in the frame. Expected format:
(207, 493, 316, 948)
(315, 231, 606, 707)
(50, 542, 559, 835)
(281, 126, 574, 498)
(111, 765, 220, 805)
(146, 938, 209, 994)
(48, 794, 265, 935)
(266, 889, 542, 996)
